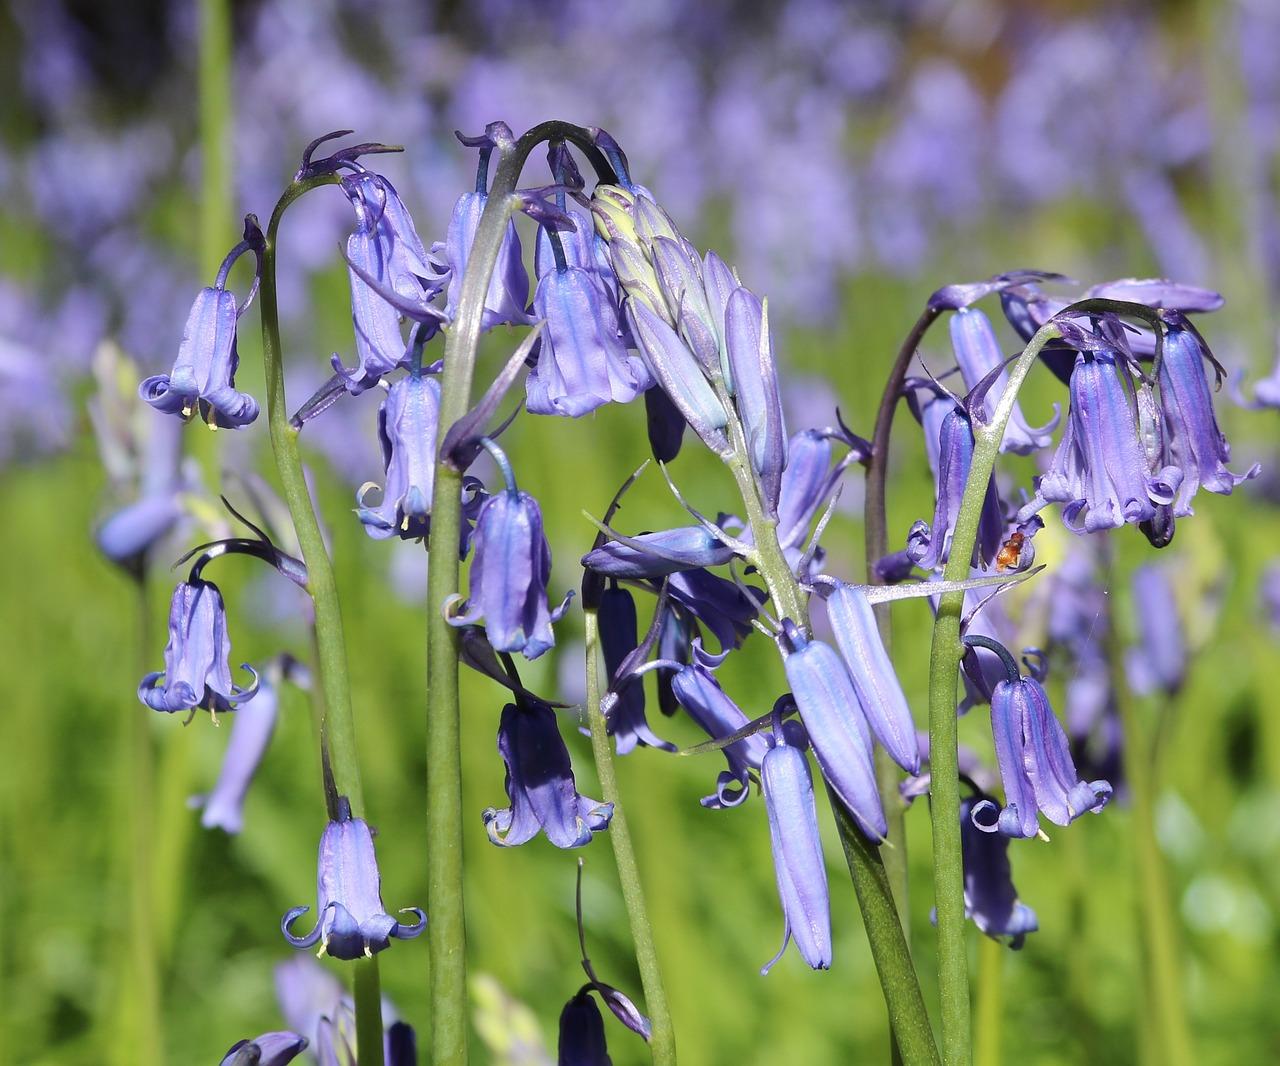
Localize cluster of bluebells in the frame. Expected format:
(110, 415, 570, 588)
(111, 98, 1267, 1060)
(13, 2, 1280, 486)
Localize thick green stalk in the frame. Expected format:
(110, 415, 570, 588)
(716, 390, 936, 1065)
(583, 609, 676, 1065)
(260, 177, 379, 1050)
(973, 936, 1002, 1066)
(863, 304, 942, 925)
(354, 957, 386, 1066)
(424, 122, 620, 1065)
(926, 323, 1060, 1066)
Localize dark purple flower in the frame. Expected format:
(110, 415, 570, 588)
(448, 471, 569, 660)
(558, 989, 611, 1066)
(528, 223, 650, 417)
(357, 370, 440, 541)
(282, 799, 426, 960)
(219, 1032, 307, 1066)
(823, 582, 920, 773)
(779, 621, 885, 839)
(1125, 563, 1186, 696)
(1033, 351, 1172, 533)
(982, 674, 1111, 839)
(669, 653, 769, 809)
(907, 403, 1003, 570)
(950, 307, 1056, 453)
(664, 568, 764, 652)
(724, 286, 787, 508)
(958, 796, 1038, 948)
(483, 700, 612, 849)
(443, 191, 532, 329)
(1158, 318, 1259, 515)
(581, 525, 736, 579)
(139, 579, 258, 715)
(760, 723, 831, 974)
(599, 584, 674, 755)
(140, 240, 260, 428)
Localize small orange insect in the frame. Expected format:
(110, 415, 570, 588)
(995, 531, 1026, 572)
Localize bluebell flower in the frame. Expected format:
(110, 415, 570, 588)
(822, 582, 920, 773)
(779, 621, 886, 839)
(448, 458, 569, 659)
(527, 216, 651, 418)
(950, 307, 1056, 453)
(1157, 316, 1258, 515)
(1033, 351, 1175, 533)
(1125, 563, 1186, 696)
(139, 579, 258, 715)
(760, 722, 831, 975)
(558, 989, 611, 1066)
(1246, 353, 1280, 409)
(958, 796, 1038, 948)
(483, 700, 613, 849)
(443, 191, 532, 329)
(668, 652, 769, 809)
(357, 369, 440, 541)
(332, 171, 443, 394)
(581, 525, 737, 579)
(282, 798, 426, 959)
(140, 236, 261, 428)
(219, 1033, 307, 1066)
(907, 403, 1003, 570)
(599, 583, 674, 755)
(1086, 278, 1224, 313)
(982, 673, 1111, 838)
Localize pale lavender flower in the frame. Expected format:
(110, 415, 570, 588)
(282, 798, 426, 959)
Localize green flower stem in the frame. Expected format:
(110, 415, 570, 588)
(1109, 649, 1193, 1065)
(973, 936, 1003, 1066)
(354, 957, 386, 1066)
(260, 176, 380, 1052)
(583, 608, 676, 1065)
(117, 579, 163, 1065)
(715, 386, 937, 1066)
(425, 121, 619, 1065)
(926, 322, 1060, 1066)
(863, 304, 941, 925)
